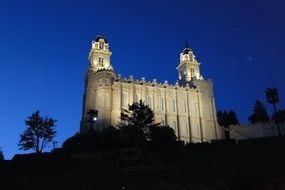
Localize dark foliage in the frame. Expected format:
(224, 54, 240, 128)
(217, 110, 239, 140)
(217, 110, 239, 126)
(18, 110, 57, 153)
(150, 125, 176, 147)
(119, 100, 159, 152)
(272, 109, 285, 124)
(62, 126, 121, 151)
(0, 147, 3, 161)
(248, 100, 269, 124)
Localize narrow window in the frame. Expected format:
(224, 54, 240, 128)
(122, 93, 128, 107)
(99, 57, 104, 67)
(183, 99, 187, 113)
(134, 93, 139, 103)
(169, 97, 175, 112)
(146, 95, 152, 108)
(104, 94, 110, 107)
(172, 121, 177, 133)
(99, 41, 104, 49)
(158, 95, 164, 111)
(190, 68, 194, 77)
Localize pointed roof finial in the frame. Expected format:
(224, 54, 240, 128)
(185, 40, 189, 49)
(183, 40, 192, 54)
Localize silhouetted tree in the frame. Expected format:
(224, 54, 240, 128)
(150, 125, 176, 147)
(217, 110, 239, 140)
(18, 110, 57, 153)
(62, 126, 120, 151)
(0, 147, 3, 161)
(248, 100, 269, 124)
(272, 109, 285, 124)
(227, 110, 239, 125)
(119, 100, 159, 154)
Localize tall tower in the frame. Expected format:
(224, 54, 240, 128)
(80, 36, 115, 132)
(177, 43, 203, 85)
(88, 36, 113, 72)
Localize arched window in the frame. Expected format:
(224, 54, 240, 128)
(134, 93, 139, 103)
(99, 41, 104, 49)
(99, 79, 103, 86)
(122, 93, 128, 107)
(104, 94, 110, 107)
(169, 97, 175, 112)
(183, 99, 187, 113)
(191, 101, 197, 114)
(106, 78, 109, 86)
(97, 94, 103, 107)
(190, 68, 195, 77)
(185, 121, 189, 135)
(158, 95, 164, 111)
(99, 57, 104, 67)
(146, 95, 152, 108)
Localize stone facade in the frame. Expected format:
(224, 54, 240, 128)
(80, 36, 223, 142)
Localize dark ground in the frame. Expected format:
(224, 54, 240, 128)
(1, 137, 285, 190)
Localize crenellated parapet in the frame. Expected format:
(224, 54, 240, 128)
(114, 74, 198, 92)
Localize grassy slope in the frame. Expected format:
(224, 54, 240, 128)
(1, 138, 285, 190)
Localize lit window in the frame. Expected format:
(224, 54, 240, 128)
(99, 57, 104, 67)
(99, 41, 104, 49)
(190, 68, 194, 77)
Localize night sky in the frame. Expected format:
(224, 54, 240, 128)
(0, 0, 284, 159)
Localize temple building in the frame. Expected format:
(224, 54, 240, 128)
(80, 35, 223, 142)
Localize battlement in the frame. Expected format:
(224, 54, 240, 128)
(114, 74, 198, 91)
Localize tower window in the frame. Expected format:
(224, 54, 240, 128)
(99, 41, 104, 49)
(190, 68, 194, 77)
(99, 57, 104, 67)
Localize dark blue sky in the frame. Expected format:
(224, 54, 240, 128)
(0, 0, 284, 159)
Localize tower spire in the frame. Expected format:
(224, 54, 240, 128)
(88, 35, 113, 72)
(185, 40, 189, 49)
(177, 42, 203, 84)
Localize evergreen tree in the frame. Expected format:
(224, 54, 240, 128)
(150, 125, 176, 146)
(228, 110, 239, 125)
(217, 110, 239, 140)
(217, 110, 239, 126)
(248, 100, 269, 124)
(119, 100, 159, 153)
(19, 110, 57, 153)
